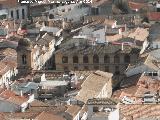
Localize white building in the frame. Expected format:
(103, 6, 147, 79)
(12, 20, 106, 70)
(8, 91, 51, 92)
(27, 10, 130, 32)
(0, 5, 28, 20)
(48, 3, 91, 22)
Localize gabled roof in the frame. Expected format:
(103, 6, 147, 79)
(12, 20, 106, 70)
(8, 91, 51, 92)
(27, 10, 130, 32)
(75, 71, 112, 103)
(35, 111, 65, 120)
(144, 54, 160, 71)
(65, 105, 81, 118)
(128, 27, 149, 41)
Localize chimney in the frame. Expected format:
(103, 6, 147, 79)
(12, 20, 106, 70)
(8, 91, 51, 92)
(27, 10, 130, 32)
(119, 28, 122, 35)
(105, 25, 107, 32)
(20, 90, 23, 97)
(125, 24, 127, 32)
(121, 43, 124, 51)
(62, 19, 65, 29)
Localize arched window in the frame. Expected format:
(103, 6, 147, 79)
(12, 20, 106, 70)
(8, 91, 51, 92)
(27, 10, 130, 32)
(124, 54, 130, 63)
(22, 9, 25, 19)
(83, 55, 88, 63)
(11, 10, 14, 18)
(114, 55, 120, 63)
(73, 56, 78, 63)
(104, 55, 110, 63)
(115, 66, 120, 75)
(93, 54, 99, 63)
(22, 55, 27, 64)
(62, 56, 68, 63)
(16, 10, 19, 19)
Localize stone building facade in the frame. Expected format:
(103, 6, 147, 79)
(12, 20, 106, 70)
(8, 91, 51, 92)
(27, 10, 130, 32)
(55, 39, 140, 75)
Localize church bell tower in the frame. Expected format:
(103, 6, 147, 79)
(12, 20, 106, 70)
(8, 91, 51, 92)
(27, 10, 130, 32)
(16, 38, 33, 76)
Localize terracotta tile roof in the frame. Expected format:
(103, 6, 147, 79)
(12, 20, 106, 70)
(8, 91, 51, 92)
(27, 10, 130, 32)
(91, 0, 112, 7)
(0, 113, 5, 120)
(0, 62, 9, 76)
(0, 0, 18, 8)
(65, 105, 81, 118)
(148, 12, 160, 21)
(30, 100, 49, 107)
(106, 34, 123, 42)
(128, 27, 149, 41)
(120, 104, 160, 119)
(113, 72, 160, 100)
(70, 70, 94, 80)
(144, 54, 160, 71)
(112, 86, 138, 100)
(57, 41, 134, 55)
(1, 48, 17, 57)
(84, 16, 116, 27)
(6, 96, 28, 106)
(27, 104, 67, 114)
(0, 48, 17, 76)
(0, 90, 15, 99)
(0, 89, 28, 105)
(4, 112, 39, 120)
(35, 111, 65, 120)
(129, 1, 147, 10)
(75, 71, 112, 103)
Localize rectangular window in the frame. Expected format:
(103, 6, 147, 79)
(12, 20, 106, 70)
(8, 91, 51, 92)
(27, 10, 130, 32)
(95, 8, 99, 15)
(22, 9, 25, 19)
(115, 66, 120, 75)
(16, 10, 19, 19)
(11, 11, 14, 18)
(93, 107, 98, 112)
(50, 4, 53, 9)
